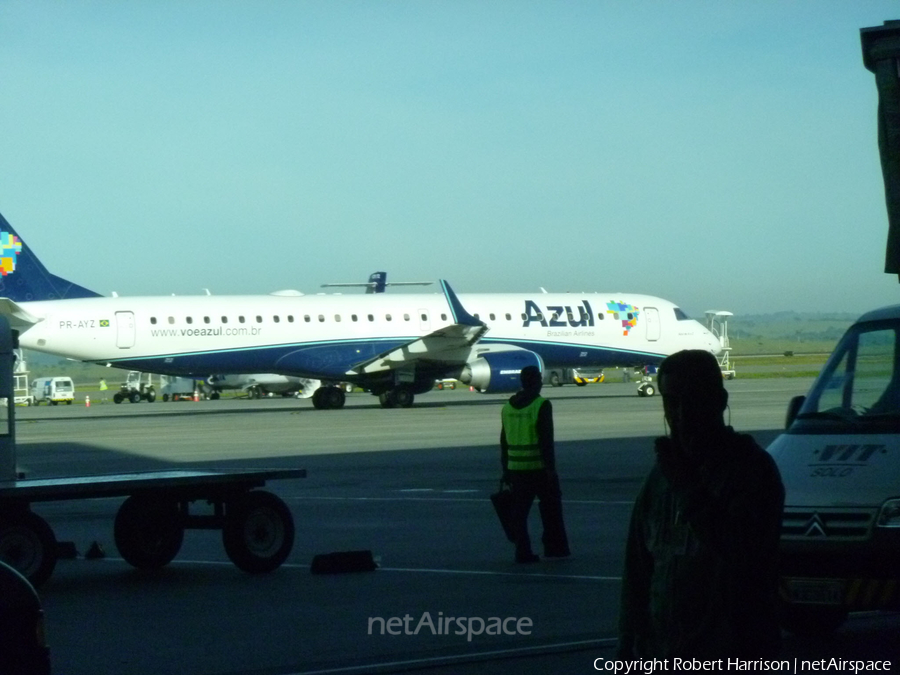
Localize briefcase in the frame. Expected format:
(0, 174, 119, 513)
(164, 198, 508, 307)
(490, 480, 516, 542)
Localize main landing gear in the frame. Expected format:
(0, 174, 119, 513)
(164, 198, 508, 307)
(377, 387, 415, 409)
(311, 386, 346, 410)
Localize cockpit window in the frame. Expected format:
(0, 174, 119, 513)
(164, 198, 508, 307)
(673, 308, 690, 321)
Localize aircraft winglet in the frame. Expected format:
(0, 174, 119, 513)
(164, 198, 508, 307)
(440, 280, 483, 328)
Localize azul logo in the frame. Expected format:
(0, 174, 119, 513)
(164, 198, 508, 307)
(606, 301, 639, 336)
(522, 300, 594, 328)
(0, 231, 23, 276)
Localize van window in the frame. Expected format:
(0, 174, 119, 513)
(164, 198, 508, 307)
(796, 321, 899, 426)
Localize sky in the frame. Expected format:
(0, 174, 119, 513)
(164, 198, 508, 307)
(1, 1, 899, 318)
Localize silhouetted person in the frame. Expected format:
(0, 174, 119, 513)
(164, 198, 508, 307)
(618, 349, 784, 658)
(500, 365, 570, 563)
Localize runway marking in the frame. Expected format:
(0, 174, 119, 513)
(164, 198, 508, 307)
(376, 566, 622, 582)
(104, 557, 623, 582)
(293, 496, 633, 505)
(281, 636, 618, 675)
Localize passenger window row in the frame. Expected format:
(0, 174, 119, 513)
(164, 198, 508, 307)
(149, 312, 450, 326)
(148, 311, 611, 326)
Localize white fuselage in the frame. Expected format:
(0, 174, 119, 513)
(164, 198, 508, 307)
(17, 291, 720, 380)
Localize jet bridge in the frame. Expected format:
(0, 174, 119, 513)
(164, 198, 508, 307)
(0, 317, 306, 587)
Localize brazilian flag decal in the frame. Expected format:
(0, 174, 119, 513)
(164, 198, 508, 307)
(99, 319, 110, 327)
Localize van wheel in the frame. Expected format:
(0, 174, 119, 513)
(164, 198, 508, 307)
(778, 601, 848, 637)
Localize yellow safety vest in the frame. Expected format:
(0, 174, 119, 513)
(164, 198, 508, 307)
(502, 397, 546, 471)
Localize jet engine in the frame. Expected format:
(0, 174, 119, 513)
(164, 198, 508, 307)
(459, 349, 544, 393)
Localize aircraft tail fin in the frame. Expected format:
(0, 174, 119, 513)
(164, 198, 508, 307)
(0, 211, 101, 301)
(367, 272, 386, 294)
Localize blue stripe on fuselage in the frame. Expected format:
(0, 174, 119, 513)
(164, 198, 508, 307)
(98, 335, 664, 377)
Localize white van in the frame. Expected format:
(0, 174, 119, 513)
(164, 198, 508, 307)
(30, 376, 75, 405)
(767, 304, 900, 635)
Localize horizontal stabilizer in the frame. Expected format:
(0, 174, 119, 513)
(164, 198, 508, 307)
(0, 298, 42, 329)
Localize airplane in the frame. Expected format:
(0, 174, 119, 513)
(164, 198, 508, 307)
(321, 271, 432, 294)
(204, 373, 309, 399)
(0, 211, 723, 409)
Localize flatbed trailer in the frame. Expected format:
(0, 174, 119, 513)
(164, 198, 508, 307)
(0, 468, 306, 587)
(0, 317, 305, 587)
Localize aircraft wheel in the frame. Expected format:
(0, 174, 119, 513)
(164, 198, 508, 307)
(311, 387, 327, 409)
(223, 491, 294, 573)
(0, 510, 58, 588)
(324, 386, 345, 409)
(378, 391, 396, 409)
(114, 495, 184, 570)
(393, 388, 415, 408)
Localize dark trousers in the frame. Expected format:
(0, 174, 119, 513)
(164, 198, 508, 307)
(509, 470, 570, 557)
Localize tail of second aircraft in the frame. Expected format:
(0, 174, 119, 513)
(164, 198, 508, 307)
(0, 211, 101, 302)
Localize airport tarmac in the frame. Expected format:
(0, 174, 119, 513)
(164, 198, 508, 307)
(11, 380, 900, 674)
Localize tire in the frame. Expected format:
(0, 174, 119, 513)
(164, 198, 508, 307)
(643, 384, 655, 397)
(162, 393, 170, 402)
(549, 372, 562, 387)
(378, 391, 396, 409)
(0, 510, 58, 588)
(311, 387, 327, 410)
(113, 393, 124, 404)
(393, 388, 414, 408)
(146, 389, 156, 403)
(223, 491, 294, 573)
(343, 383, 353, 393)
(50, 401, 58, 406)
(210, 392, 220, 400)
(130, 392, 141, 404)
(778, 601, 848, 637)
(324, 387, 345, 409)
(114, 495, 184, 570)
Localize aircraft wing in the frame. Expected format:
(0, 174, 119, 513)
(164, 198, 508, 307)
(345, 280, 488, 376)
(0, 298, 43, 330)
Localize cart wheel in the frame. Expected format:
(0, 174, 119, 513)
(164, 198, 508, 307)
(643, 384, 655, 397)
(223, 491, 294, 573)
(0, 510, 58, 587)
(114, 392, 124, 404)
(114, 495, 184, 569)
